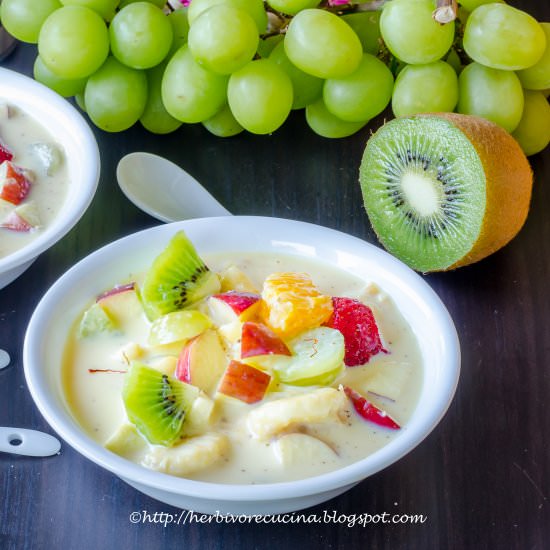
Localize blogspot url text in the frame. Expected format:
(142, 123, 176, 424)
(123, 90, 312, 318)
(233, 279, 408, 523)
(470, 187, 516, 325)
(129, 509, 428, 527)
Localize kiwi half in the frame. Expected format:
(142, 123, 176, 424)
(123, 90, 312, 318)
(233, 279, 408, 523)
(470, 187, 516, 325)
(122, 363, 199, 446)
(359, 113, 533, 272)
(140, 231, 221, 320)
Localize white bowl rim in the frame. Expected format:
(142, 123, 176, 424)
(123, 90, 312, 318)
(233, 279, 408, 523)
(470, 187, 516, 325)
(0, 67, 100, 273)
(24, 216, 460, 502)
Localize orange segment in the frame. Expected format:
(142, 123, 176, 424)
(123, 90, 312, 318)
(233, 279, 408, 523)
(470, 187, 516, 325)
(261, 272, 333, 338)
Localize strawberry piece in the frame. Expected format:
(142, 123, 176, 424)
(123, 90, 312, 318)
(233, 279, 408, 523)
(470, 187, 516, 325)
(1, 211, 33, 232)
(344, 386, 400, 430)
(0, 142, 13, 163)
(241, 321, 292, 359)
(325, 297, 386, 366)
(0, 161, 31, 205)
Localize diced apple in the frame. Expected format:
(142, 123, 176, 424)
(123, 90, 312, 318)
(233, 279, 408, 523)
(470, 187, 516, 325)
(240, 321, 291, 359)
(181, 392, 216, 436)
(274, 433, 338, 467)
(28, 142, 63, 176)
(0, 161, 31, 205)
(364, 362, 412, 401)
(2, 201, 41, 232)
(150, 356, 178, 377)
(176, 329, 228, 395)
(219, 264, 259, 293)
(207, 291, 261, 326)
(217, 360, 271, 404)
(104, 423, 148, 460)
(78, 302, 116, 338)
(343, 386, 400, 430)
(96, 283, 143, 327)
(0, 140, 13, 163)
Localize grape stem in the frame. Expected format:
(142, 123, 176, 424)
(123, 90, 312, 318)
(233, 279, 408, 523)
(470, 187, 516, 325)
(432, 0, 458, 24)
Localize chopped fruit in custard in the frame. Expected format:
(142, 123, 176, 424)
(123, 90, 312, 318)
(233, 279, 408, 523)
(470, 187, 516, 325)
(326, 297, 386, 366)
(0, 141, 13, 163)
(176, 329, 228, 395)
(207, 291, 261, 324)
(217, 360, 272, 404)
(148, 309, 212, 346)
(1, 202, 41, 232)
(261, 272, 333, 338)
(343, 386, 400, 430)
(96, 283, 142, 328)
(0, 161, 32, 205)
(240, 321, 291, 359)
(218, 264, 259, 293)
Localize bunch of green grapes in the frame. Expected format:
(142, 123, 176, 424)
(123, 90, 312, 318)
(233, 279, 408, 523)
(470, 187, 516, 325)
(1, 0, 548, 154)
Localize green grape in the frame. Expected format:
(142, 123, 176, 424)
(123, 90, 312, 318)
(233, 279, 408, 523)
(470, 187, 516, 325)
(60, 0, 119, 20)
(457, 62, 524, 133)
(340, 11, 381, 55)
(305, 99, 366, 139)
(33, 55, 87, 98)
(284, 9, 362, 79)
(391, 60, 458, 118)
(518, 23, 550, 91)
(379, 0, 455, 64)
(140, 63, 182, 134)
(257, 35, 284, 58)
(38, 6, 109, 79)
(227, 59, 293, 134)
(119, 0, 164, 7)
(323, 53, 393, 122)
(269, 42, 323, 110)
(188, 5, 258, 75)
(84, 56, 148, 132)
(459, 0, 502, 12)
(162, 45, 228, 123)
(75, 92, 87, 112)
(0, 0, 61, 44)
(463, 4, 546, 70)
(188, 0, 267, 33)
(266, 0, 319, 17)
(202, 104, 244, 137)
(110, 3, 173, 70)
(512, 90, 550, 156)
(168, 8, 190, 55)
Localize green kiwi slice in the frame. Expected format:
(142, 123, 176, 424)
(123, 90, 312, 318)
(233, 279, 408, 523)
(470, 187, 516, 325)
(122, 363, 199, 446)
(140, 231, 221, 320)
(359, 116, 486, 272)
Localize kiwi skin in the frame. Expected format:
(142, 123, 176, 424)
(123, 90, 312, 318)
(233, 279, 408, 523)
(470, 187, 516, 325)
(360, 113, 533, 272)
(436, 113, 532, 269)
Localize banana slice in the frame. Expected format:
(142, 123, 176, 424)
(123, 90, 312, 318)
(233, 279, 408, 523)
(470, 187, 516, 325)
(274, 433, 338, 467)
(247, 387, 346, 440)
(142, 433, 229, 476)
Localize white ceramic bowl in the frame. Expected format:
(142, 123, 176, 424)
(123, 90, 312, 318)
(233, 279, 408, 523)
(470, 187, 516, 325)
(0, 67, 99, 288)
(24, 217, 460, 515)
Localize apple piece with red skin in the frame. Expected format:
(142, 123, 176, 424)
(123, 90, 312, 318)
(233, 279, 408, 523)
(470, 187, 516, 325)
(1, 201, 41, 232)
(241, 321, 291, 359)
(0, 161, 32, 205)
(0, 142, 13, 163)
(343, 386, 400, 430)
(217, 360, 271, 404)
(207, 291, 261, 325)
(176, 329, 228, 396)
(96, 283, 143, 327)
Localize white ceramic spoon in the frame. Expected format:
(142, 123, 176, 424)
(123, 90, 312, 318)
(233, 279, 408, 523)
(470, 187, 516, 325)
(0, 427, 61, 457)
(116, 152, 232, 222)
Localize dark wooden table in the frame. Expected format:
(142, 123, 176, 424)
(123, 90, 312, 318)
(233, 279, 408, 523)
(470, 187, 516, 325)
(1, 3, 549, 548)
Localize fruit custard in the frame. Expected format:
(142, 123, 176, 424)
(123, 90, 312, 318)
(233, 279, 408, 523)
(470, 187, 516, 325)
(0, 102, 67, 258)
(63, 232, 423, 484)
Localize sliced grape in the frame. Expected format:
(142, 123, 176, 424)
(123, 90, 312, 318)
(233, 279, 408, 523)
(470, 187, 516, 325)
(148, 310, 212, 346)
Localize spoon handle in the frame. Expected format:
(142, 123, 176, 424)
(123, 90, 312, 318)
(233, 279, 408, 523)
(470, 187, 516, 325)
(0, 427, 61, 457)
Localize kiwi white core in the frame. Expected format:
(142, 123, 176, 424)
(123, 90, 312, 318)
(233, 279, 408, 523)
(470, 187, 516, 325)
(401, 170, 442, 217)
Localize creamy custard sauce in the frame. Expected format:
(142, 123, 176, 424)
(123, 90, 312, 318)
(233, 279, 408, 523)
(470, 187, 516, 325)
(0, 103, 68, 258)
(63, 252, 423, 484)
